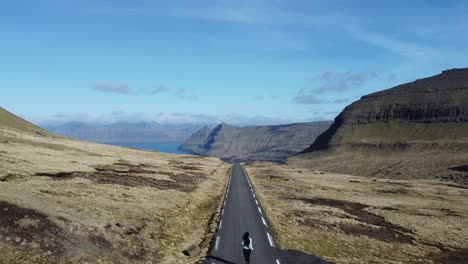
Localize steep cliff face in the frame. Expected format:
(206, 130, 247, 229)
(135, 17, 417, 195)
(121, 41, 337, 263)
(180, 121, 332, 161)
(291, 69, 468, 182)
(344, 68, 468, 122)
(178, 126, 212, 153)
(302, 68, 468, 152)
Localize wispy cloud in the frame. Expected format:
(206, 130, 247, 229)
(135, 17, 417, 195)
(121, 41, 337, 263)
(293, 71, 376, 104)
(85, 1, 270, 25)
(148, 85, 170, 94)
(312, 71, 378, 93)
(345, 27, 445, 62)
(292, 89, 326, 104)
(92, 83, 197, 100)
(94, 83, 130, 94)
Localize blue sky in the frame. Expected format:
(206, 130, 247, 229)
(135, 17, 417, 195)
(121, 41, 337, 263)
(1, 0, 467, 125)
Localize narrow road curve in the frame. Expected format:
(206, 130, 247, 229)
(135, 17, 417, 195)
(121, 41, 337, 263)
(206, 163, 281, 264)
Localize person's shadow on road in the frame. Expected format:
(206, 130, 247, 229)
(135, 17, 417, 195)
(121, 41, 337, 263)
(206, 255, 238, 264)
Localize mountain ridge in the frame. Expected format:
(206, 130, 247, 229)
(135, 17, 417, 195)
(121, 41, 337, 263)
(291, 68, 468, 182)
(180, 121, 332, 161)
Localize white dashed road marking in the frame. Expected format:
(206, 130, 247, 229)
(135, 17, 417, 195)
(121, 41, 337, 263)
(219, 220, 223, 229)
(255, 200, 258, 205)
(276, 259, 281, 264)
(267, 232, 275, 247)
(215, 236, 220, 251)
(261, 217, 267, 226)
(258, 207, 262, 214)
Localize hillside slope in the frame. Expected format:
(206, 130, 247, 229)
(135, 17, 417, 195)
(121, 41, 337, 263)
(0, 106, 229, 263)
(0, 107, 52, 136)
(180, 121, 332, 161)
(290, 68, 468, 182)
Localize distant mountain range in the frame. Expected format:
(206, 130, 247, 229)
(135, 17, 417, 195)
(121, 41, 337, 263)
(179, 121, 332, 162)
(291, 68, 468, 183)
(41, 122, 209, 143)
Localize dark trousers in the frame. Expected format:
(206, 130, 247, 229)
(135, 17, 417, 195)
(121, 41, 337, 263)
(243, 248, 251, 263)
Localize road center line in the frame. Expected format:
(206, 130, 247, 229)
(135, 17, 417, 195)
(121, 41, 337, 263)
(267, 232, 274, 247)
(215, 236, 220, 251)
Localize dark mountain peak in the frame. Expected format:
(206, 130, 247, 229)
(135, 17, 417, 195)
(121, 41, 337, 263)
(218, 123, 235, 128)
(441, 67, 468, 74)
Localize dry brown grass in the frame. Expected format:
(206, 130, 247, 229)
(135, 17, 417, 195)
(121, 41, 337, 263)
(0, 126, 229, 263)
(245, 162, 468, 264)
(289, 149, 468, 184)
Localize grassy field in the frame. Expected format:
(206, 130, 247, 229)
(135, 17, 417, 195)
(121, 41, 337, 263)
(0, 124, 229, 263)
(336, 121, 468, 143)
(245, 162, 468, 264)
(291, 119, 468, 184)
(290, 149, 468, 184)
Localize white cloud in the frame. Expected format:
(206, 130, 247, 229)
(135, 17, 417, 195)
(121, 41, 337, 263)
(345, 27, 445, 62)
(293, 71, 376, 104)
(292, 89, 326, 104)
(311, 71, 378, 93)
(148, 85, 170, 94)
(93, 83, 130, 94)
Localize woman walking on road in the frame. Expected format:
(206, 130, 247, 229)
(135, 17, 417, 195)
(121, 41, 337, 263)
(242, 232, 253, 264)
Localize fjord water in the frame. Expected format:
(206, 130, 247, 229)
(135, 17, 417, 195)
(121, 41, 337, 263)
(107, 142, 190, 154)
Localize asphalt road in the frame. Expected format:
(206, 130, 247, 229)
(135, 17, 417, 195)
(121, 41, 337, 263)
(206, 163, 281, 264)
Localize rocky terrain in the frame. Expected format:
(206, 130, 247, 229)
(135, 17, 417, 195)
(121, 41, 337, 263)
(291, 68, 468, 182)
(0, 107, 229, 263)
(179, 121, 332, 162)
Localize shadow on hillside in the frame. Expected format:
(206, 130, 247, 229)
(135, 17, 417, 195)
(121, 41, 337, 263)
(449, 165, 468, 173)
